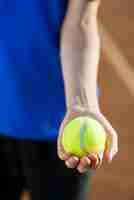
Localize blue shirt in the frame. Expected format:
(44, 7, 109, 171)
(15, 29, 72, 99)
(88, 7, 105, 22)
(0, 0, 100, 141)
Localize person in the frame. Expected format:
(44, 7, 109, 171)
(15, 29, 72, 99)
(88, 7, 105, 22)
(0, 0, 118, 199)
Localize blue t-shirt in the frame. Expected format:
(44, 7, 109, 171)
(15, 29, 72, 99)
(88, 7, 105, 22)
(0, 0, 100, 141)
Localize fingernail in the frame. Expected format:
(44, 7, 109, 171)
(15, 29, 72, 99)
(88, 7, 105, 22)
(73, 157, 79, 162)
(85, 157, 91, 165)
(65, 160, 71, 168)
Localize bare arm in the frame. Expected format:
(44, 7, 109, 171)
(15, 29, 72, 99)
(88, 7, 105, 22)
(58, 0, 118, 172)
(60, 0, 100, 113)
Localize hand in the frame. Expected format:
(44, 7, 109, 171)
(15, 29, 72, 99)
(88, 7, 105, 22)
(57, 106, 118, 173)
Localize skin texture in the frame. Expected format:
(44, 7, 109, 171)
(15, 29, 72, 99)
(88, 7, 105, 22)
(57, 0, 118, 173)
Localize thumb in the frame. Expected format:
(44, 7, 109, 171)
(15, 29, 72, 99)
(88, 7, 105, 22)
(104, 131, 118, 162)
(90, 112, 118, 163)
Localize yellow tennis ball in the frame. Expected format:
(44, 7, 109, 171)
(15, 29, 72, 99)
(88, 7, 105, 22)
(62, 116, 106, 158)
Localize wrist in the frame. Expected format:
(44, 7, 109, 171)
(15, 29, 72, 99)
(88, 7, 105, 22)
(66, 96, 100, 115)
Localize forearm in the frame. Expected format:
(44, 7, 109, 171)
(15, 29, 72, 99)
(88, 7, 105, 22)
(60, 0, 100, 113)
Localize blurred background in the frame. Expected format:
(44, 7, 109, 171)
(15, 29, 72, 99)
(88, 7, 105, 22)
(22, 0, 134, 199)
(91, 0, 134, 199)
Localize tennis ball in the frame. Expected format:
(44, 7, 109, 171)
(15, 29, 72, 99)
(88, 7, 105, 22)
(62, 116, 106, 158)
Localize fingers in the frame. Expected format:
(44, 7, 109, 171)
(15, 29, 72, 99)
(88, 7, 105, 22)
(61, 153, 102, 173)
(77, 156, 91, 173)
(104, 132, 118, 162)
(58, 138, 103, 172)
(88, 112, 118, 162)
(57, 143, 79, 169)
(65, 153, 102, 173)
(58, 148, 71, 161)
(88, 154, 100, 169)
(65, 156, 79, 169)
(97, 113, 118, 162)
(77, 154, 100, 173)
